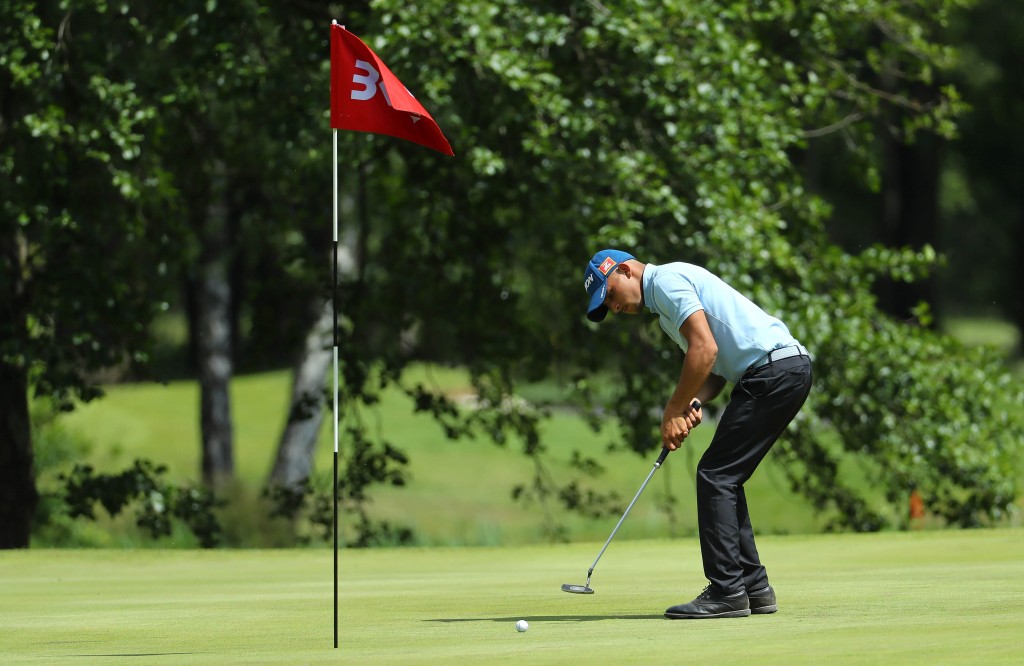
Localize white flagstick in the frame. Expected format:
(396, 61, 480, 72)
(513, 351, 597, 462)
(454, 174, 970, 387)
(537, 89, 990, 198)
(332, 106, 340, 647)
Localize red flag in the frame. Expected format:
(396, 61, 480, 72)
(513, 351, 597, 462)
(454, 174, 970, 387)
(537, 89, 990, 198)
(330, 24, 454, 156)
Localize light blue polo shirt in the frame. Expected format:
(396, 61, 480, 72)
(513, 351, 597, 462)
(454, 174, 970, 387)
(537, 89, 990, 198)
(642, 263, 800, 383)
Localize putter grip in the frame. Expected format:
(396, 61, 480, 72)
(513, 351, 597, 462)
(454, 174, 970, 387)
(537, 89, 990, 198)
(657, 399, 702, 464)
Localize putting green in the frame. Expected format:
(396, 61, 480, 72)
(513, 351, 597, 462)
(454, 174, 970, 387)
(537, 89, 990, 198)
(2, 529, 1022, 664)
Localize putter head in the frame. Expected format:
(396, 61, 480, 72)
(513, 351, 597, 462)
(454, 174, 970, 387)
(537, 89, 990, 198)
(561, 583, 595, 594)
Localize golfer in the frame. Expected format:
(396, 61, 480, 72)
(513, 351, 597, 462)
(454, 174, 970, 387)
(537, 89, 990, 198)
(583, 249, 812, 619)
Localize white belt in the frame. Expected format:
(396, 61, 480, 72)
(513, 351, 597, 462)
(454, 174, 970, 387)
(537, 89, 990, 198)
(748, 344, 809, 372)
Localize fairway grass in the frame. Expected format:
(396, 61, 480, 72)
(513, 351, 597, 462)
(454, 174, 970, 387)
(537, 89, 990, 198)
(3, 529, 1022, 665)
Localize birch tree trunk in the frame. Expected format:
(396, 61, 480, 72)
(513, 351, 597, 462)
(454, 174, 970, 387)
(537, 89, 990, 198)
(267, 298, 333, 489)
(268, 240, 357, 490)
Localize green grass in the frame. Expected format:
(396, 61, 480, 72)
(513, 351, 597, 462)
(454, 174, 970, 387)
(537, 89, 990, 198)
(943, 315, 1021, 353)
(48, 365, 828, 547)
(2, 530, 1023, 664)
(943, 315, 1023, 376)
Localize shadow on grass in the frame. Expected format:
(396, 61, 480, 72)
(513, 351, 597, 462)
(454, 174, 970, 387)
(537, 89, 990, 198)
(428, 614, 664, 623)
(68, 653, 204, 658)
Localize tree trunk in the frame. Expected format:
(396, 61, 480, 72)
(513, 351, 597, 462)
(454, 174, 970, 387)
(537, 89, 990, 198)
(0, 229, 35, 548)
(1011, 213, 1024, 339)
(267, 298, 333, 489)
(877, 129, 941, 324)
(268, 226, 359, 489)
(0, 361, 35, 549)
(198, 160, 234, 487)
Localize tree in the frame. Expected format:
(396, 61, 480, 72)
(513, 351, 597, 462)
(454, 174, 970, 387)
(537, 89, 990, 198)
(301, 0, 1022, 533)
(125, 1, 335, 487)
(789, 1, 968, 323)
(6, 0, 1020, 548)
(1, 1, 176, 547)
(2, 0, 335, 545)
(945, 0, 1024, 335)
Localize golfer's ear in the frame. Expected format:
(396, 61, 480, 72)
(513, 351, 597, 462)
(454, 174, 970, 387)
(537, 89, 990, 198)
(617, 262, 632, 277)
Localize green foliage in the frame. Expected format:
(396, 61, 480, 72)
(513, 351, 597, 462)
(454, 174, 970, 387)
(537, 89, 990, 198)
(338, 0, 1023, 531)
(943, 0, 1024, 332)
(733, 242, 1022, 531)
(262, 479, 334, 546)
(5, 0, 1022, 548)
(47, 366, 843, 547)
(264, 472, 419, 548)
(29, 399, 91, 476)
(122, 2, 335, 370)
(782, 268, 1024, 529)
(29, 400, 94, 546)
(1, 1, 177, 407)
(59, 460, 224, 547)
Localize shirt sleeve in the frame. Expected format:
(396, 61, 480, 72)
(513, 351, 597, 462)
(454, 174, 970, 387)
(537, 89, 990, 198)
(653, 272, 703, 344)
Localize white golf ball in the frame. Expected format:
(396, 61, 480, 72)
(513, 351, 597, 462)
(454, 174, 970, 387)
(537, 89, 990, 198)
(515, 619, 529, 632)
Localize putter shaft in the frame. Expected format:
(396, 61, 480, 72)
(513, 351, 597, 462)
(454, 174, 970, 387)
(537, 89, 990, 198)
(585, 451, 666, 577)
(582, 399, 700, 582)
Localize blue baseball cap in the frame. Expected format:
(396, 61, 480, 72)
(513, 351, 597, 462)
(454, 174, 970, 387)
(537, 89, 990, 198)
(584, 249, 635, 322)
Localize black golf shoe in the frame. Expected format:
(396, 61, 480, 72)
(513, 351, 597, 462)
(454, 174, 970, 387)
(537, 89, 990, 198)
(748, 585, 778, 614)
(664, 585, 751, 619)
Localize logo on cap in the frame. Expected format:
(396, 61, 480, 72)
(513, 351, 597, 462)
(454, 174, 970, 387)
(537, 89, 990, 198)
(598, 257, 617, 275)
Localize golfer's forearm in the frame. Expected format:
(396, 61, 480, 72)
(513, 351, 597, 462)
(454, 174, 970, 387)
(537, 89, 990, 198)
(695, 374, 726, 405)
(667, 346, 716, 414)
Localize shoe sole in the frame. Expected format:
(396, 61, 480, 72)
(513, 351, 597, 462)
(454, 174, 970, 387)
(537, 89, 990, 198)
(664, 609, 751, 619)
(750, 604, 778, 614)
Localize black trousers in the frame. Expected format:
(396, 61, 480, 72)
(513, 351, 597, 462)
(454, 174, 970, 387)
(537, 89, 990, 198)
(696, 354, 812, 595)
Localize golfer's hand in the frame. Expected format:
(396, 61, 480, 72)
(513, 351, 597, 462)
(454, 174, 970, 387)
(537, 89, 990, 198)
(661, 415, 689, 450)
(661, 401, 703, 450)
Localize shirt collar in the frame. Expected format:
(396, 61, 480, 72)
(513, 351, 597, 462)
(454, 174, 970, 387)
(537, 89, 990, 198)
(642, 263, 659, 314)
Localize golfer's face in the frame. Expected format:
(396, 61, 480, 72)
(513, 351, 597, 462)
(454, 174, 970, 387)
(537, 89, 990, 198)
(604, 269, 641, 315)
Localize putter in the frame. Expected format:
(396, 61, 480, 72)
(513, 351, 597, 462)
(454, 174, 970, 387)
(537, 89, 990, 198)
(561, 399, 701, 595)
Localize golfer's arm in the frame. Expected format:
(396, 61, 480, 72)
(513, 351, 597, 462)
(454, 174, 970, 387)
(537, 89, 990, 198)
(695, 373, 727, 405)
(666, 310, 718, 415)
